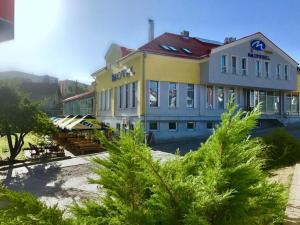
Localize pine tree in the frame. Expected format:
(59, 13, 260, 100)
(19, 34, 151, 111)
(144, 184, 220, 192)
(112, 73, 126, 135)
(71, 102, 287, 225)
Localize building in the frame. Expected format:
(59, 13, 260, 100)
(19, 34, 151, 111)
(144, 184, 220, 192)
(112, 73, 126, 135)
(59, 80, 89, 99)
(0, 0, 14, 42)
(63, 83, 96, 116)
(93, 32, 299, 143)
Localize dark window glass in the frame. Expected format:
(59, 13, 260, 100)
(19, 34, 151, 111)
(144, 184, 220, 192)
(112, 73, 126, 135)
(187, 121, 195, 130)
(150, 81, 159, 107)
(149, 121, 158, 130)
(169, 122, 177, 130)
(207, 121, 213, 129)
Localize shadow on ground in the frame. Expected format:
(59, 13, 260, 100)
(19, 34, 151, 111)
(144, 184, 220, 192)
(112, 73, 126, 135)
(1, 163, 67, 198)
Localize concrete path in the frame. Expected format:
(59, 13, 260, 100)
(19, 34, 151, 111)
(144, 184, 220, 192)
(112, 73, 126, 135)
(286, 164, 300, 225)
(0, 151, 174, 211)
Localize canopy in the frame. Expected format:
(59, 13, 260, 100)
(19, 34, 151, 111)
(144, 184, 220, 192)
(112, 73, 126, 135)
(65, 115, 101, 130)
(59, 115, 82, 129)
(54, 115, 73, 126)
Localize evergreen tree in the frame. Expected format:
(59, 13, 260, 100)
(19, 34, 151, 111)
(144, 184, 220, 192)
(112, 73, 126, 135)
(71, 102, 287, 225)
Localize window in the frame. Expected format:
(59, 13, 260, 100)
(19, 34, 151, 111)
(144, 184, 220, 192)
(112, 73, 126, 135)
(255, 60, 261, 77)
(169, 122, 177, 131)
(99, 92, 103, 111)
(284, 65, 289, 80)
(228, 88, 235, 103)
(266, 91, 280, 114)
(259, 90, 266, 112)
(129, 124, 134, 130)
(159, 45, 170, 51)
(241, 58, 247, 75)
(276, 64, 281, 79)
(265, 61, 270, 78)
(182, 48, 192, 54)
(132, 82, 136, 108)
(102, 91, 106, 111)
(206, 121, 213, 129)
(149, 121, 159, 130)
(231, 56, 237, 74)
(217, 87, 224, 109)
(125, 84, 129, 108)
(119, 86, 123, 108)
(150, 81, 159, 107)
(207, 86, 213, 109)
(116, 123, 121, 131)
(187, 121, 195, 130)
(168, 46, 177, 51)
(187, 84, 194, 108)
(169, 82, 177, 108)
(286, 93, 299, 114)
(108, 89, 112, 110)
(221, 55, 228, 73)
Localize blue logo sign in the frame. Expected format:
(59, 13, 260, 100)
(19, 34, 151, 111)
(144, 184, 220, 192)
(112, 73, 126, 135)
(112, 66, 135, 82)
(251, 40, 266, 51)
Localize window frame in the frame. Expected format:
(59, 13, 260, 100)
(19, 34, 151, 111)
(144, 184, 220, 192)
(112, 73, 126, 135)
(206, 85, 214, 109)
(276, 64, 281, 80)
(168, 121, 177, 131)
(187, 121, 195, 130)
(187, 83, 195, 108)
(221, 54, 228, 73)
(231, 55, 238, 75)
(241, 57, 247, 76)
(149, 80, 160, 108)
(264, 61, 270, 79)
(284, 64, 289, 80)
(168, 82, 178, 108)
(149, 121, 159, 131)
(255, 60, 261, 77)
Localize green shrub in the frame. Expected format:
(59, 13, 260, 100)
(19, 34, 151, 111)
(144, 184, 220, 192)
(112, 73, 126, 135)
(0, 185, 71, 225)
(262, 128, 300, 169)
(71, 103, 287, 225)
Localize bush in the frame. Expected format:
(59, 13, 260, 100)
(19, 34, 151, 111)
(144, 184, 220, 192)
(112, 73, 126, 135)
(71, 103, 287, 225)
(0, 185, 71, 225)
(262, 128, 300, 169)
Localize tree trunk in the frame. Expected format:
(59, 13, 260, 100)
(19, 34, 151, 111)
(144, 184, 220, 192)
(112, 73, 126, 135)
(7, 131, 26, 164)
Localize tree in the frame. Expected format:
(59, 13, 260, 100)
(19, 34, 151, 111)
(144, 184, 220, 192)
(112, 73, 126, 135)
(0, 85, 56, 163)
(71, 102, 287, 225)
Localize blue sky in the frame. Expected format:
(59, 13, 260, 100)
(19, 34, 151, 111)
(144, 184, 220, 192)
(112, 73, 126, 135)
(0, 0, 299, 84)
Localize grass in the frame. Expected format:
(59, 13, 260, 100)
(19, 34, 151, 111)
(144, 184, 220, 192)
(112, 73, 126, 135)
(0, 133, 42, 160)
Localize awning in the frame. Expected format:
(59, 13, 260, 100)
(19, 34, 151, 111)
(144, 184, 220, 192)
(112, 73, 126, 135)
(65, 115, 101, 130)
(54, 115, 73, 126)
(59, 115, 82, 129)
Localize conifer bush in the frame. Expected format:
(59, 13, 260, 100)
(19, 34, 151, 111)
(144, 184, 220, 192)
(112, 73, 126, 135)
(71, 102, 287, 225)
(262, 128, 300, 169)
(0, 185, 71, 225)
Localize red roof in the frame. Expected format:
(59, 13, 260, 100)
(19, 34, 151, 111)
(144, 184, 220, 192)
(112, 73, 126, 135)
(138, 32, 221, 59)
(120, 46, 133, 57)
(0, 0, 14, 22)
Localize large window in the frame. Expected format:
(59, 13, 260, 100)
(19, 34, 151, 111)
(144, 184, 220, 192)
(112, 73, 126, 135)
(231, 56, 237, 74)
(169, 122, 177, 131)
(266, 91, 280, 114)
(284, 65, 289, 80)
(187, 84, 194, 108)
(241, 58, 247, 76)
(286, 93, 299, 114)
(119, 86, 123, 108)
(247, 90, 280, 114)
(221, 55, 228, 73)
(228, 88, 235, 103)
(125, 84, 129, 108)
(217, 87, 224, 109)
(108, 89, 112, 110)
(150, 81, 159, 107)
(276, 64, 281, 79)
(132, 82, 136, 108)
(265, 61, 270, 78)
(207, 86, 213, 109)
(255, 60, 261, 77)
(169, 82, 177, 108)
(259, 90, 266, 112)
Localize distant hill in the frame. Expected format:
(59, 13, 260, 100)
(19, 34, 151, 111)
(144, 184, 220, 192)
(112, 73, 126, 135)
(0, 71, 58, 83)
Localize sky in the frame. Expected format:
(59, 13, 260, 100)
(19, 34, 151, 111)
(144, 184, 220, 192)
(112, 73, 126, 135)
(0, 0, 300, 84)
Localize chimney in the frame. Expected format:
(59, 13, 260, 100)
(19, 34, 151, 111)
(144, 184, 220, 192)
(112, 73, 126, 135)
(224, 37, 236, 44)
(148, 19, 154, 41)
(181, 30, 190, 38)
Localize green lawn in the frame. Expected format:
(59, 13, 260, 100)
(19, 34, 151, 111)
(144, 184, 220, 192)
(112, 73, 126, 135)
(0, 133, 42, 160)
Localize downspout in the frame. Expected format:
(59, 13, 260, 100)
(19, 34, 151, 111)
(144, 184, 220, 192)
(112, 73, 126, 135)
(142, 52, 147, 144)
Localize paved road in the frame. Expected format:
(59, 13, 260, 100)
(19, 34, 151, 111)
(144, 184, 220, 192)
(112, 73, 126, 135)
(0, 151, 174, 211)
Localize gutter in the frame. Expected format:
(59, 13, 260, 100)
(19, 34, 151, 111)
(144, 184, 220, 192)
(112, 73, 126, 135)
(142, 52, 147, 144)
